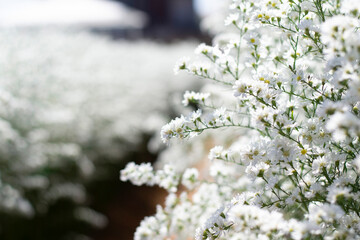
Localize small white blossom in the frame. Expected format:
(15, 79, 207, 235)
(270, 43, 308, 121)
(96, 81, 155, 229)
(225, 13, 239, 26)
(209, 146, 225, 161)
(182, 168, 199, 190)
(120, 162, 155, 186)
(182, 91, 210, 106)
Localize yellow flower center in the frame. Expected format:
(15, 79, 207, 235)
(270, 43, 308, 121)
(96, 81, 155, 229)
(301, 149, 307, 155)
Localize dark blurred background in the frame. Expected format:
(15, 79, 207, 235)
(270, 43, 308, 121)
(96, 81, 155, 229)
(94, 0, 214, 42)
(113, 0, 199, 39)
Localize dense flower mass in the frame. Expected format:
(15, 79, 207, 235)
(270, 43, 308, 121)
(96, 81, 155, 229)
(121, 0, 360, 239)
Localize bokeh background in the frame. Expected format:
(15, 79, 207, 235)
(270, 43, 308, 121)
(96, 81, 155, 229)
(0, 0, 224, 239)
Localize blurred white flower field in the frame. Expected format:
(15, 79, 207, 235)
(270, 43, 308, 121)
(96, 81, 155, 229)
(0, 28, 199, 239)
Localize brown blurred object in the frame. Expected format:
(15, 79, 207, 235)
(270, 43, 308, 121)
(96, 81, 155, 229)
(93, 184, 167, 240)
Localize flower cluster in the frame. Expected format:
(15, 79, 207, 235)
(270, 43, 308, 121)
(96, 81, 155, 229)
(121, 163, 180, 192)
(123, 0, 360, 239)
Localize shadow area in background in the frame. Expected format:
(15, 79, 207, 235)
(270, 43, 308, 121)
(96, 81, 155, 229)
(0, 135, 165, 240)
(89, 135, 168, 240)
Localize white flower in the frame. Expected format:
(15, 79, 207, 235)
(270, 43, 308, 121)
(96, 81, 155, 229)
(174, 57, 190, 74)
(245, 162, 270, 179)
(120, 162, 155, 186)
(298, 19, 319, 32)
(312, 156, 328, 176)
(182, 91, 210, 106)
(160, 116, 188, 144)
(233, 79, 249, 98)
(195, 43, 213, 55)
(182, 168, 199, 190)
(224, 13, 239, 26)
(244, 31, 261, 46)
(208, 146, 225, 161)
(340, 0, 360, 16)
(327, 186, 351, 203)
(308, 203, 345, 224)
(155, 164, 180, 193)
(186, 109, 202, 122)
